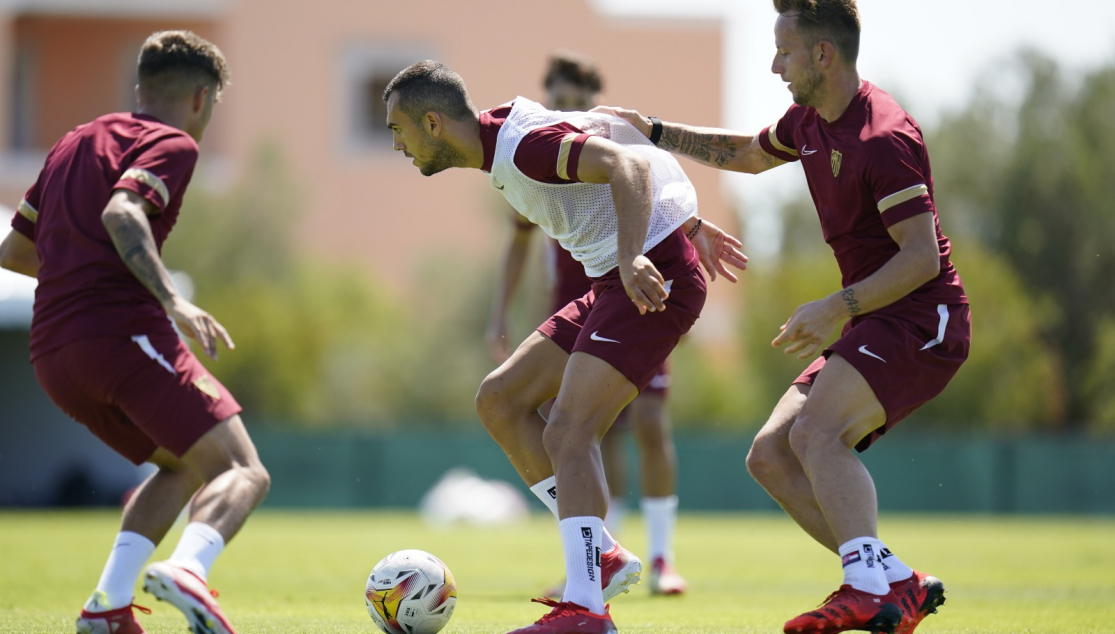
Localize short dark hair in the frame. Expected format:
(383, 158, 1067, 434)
(773, 0, 861, 65)
(382, 60, 478, 124)
(138, 30, 230, 101)
(543, 51, 603, 93)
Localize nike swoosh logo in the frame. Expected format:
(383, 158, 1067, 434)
(590, 331, 621, 343)
(801, 145, 818, 155)
(858, 345, 886, 363)
(495, 184, 505, 190)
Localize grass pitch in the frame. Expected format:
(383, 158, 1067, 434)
(1, 510, 1113, 633)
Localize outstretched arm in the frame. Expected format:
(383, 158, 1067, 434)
(0, 229, 39, 278)
(591, 106, 786, 175)
(101, 188, 234, 359)
(486, 213, 535, 363)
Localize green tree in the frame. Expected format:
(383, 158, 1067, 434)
(931, 52, 1115, 431)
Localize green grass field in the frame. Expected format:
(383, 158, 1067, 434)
(1, 510, 1113, 633)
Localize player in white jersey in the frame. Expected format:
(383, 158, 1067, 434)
(483, 52, 689, 597)
(384, 61, 746, 634)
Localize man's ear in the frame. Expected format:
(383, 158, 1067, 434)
(815, 40, 836, 69)
(425, 111, 444, 137)
(193, 85, 212, 113)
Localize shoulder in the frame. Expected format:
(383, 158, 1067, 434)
(862, 84, 924, 146)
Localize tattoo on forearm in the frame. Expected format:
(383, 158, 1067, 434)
(105, 215, 176, 304)
(841, 288, 861, 315)
(759, 149, 777, 168)
(660, 125, 737, 167)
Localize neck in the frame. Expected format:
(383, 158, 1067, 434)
(815, 70, 862, 123)
(137, 101, 192, 136)
(453, 114, 484, 169)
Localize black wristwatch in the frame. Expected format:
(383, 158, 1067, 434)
(648, 116, 663, 146)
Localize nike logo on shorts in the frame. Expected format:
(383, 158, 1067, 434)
(590, 331, 621, 343)
(858, 345, 886, 363)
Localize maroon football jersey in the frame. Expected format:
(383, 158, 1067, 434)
(10, 112, 199, 359)
(759, 81, 966, 305)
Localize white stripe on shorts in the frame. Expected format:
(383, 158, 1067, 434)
(131, 335, 177, 375)
(919, 304, 949, 351)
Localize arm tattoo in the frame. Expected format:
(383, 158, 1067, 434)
(759, 149, 778, 168)
(105, 212, 177, 305)
(659, 125, 738, 167)
(841, 288, 861, 315)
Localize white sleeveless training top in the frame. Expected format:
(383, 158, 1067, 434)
(489, 97, 698, 277)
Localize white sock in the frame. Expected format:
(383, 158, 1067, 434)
(641, 495, 678, 563)
(531, 476, 618, 551)
(604, 496, 626, 539)
(839, 537, 890, 595)
(880, 546, 914, 584)
(559, 516, 605, 614)
(168, 522, 225, 582)
(529, 477, 560, 516)
(87, 531, 155, 611)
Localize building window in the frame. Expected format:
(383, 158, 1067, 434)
(341, 46, 432, 153)
(10, 44, 36, 151)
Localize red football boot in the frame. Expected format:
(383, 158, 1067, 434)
(506, 598, 617, 634)
(889, 571, 946, 634)
(76, 596, 151, 634)
(784, 585, 903, 634)
(647, 556, 687, 596)
(599, 543, 641, 600)
(142, 561, 237, 634)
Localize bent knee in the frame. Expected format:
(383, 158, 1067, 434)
(746, 436, 793, 484)
(249, 462, 271, 495)
(475, 374, 517, 433)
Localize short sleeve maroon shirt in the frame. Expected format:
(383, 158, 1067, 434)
(479, 104, 592, 183)
(10, 112, 199, 359)
(759, 81, 966, 305)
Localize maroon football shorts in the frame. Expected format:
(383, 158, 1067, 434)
(539, 266, 705, 393)
(795, 299, 971, 452)
(33, 330, 242, 465)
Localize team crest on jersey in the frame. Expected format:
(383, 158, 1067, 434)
(194, 375, 221, 400)
(830, 149, 843, 177)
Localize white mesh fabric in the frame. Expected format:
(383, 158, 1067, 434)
(489, 97, 698, 277)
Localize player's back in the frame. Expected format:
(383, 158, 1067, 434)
(21, 112, 199, 359)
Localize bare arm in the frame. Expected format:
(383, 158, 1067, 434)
(486, 212, 535, 363)
(576, 136, 667, 315)
(0, 229, 40, 278)
(772, 212, 943, 358)
(102, 188, 233, 359)
(591, 105, 786, 175)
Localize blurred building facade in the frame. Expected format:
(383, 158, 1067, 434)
(0, 0, 731, 291)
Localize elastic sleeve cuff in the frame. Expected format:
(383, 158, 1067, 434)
(11, 212, 35, 240)
(758, 126, 799, 163)
(562, 133, 591, 182)
(880, 196, 934, 227)
(112, 181, 166, 215)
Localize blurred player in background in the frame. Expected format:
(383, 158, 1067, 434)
(0, 31, 269, 634)
(485, 51, 686, 597)
(385, 61, 746, 634)
(595, 1, 969, 632)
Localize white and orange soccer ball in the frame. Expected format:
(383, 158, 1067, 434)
(364, 549, 457, 634)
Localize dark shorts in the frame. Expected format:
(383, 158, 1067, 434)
(33, 331, 242, 465)
(539, 268, 705, 393)
(794, 300, 971, 452)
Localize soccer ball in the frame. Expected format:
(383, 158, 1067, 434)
(364, 549, 457, 634)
